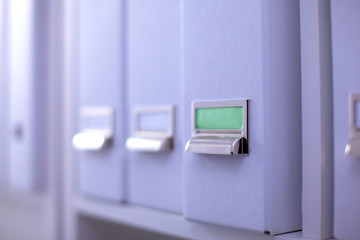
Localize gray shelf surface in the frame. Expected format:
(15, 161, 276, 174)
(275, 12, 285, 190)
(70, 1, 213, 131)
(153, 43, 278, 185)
(76, 197, 306, 240)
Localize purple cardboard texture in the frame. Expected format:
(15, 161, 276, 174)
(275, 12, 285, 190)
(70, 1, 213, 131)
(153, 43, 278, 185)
(127, 0, 182, 213)
(78, 0, 125, 201)
(8, 0, 47, 191)
(183, 0, 302, 234)
(332, 0, 360, 239)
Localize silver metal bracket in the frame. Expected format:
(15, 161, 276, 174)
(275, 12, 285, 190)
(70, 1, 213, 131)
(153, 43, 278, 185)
(126, 106, 174, 152)
(185, 136, 248, 155)
(72, 106, 114, 151)
(345, 93, 360, 157)
(126, 137, 173, 152)
(185, 99, 249, 155)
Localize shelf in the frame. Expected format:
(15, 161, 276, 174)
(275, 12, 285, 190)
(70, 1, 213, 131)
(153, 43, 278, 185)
(76, 197, 304, 240)
(0, 187, 46, 210)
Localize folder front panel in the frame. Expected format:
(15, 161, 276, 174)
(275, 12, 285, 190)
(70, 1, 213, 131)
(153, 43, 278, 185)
(183, 0, 302, 234)
(0, 0, 7, 186)
(127, 0, 182, 213)
(78, 0, 125, 201)
(332, 1, 360, 239)
(8, 0, 47, 191)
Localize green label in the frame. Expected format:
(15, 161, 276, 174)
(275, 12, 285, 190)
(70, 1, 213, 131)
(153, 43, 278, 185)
(195, 106, 243, 130)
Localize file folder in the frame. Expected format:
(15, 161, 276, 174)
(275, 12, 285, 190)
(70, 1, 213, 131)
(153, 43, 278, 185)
(332, 1, 360, 238)
(8, 0, 47, 191)
(127, 0, 182, 213)
(183, 0, 302, 234)
(0, 0, 7, 186)
(77, 0, 125, 201)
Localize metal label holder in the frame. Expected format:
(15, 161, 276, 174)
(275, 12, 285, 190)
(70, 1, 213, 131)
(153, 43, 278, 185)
(345, 93, 360, 157)
(185, 99, 249, 155)
(126, 106, 174, 152)
(72, 106, 114, 151)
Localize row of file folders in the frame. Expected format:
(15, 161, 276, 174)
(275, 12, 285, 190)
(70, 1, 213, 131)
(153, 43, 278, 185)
(1, 0, 303, 236)
(74, 0, 302, 235)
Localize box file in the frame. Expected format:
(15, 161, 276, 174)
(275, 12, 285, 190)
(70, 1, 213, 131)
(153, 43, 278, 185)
(127, 0, 182, 212)
(183, 0, 302, 234)
(8, 0, 47, 191)
(77, 0, 125, 201)
(0, 0, 7, 186)
(332, 1, 360, 238)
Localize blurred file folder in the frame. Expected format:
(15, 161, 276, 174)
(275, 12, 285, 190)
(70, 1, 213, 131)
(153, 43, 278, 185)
(126, 0, 182, 213)
(332, 1, 360, 239)
(77, 0, 125, 201)
(8, 0, 47, 191)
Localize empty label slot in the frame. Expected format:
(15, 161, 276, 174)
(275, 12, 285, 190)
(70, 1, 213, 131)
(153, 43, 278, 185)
(138, 112, 170, 131)
(84, 116, 110, 130)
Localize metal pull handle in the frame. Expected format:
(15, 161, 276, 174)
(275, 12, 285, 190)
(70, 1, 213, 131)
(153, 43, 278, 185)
(126, 105, 174, 153)
(345, 93, 360, 157)
(72, 132, 109, 151)
(185, 99, 249, 155)
(345, 138, 360, 157)
(73, 106, 114, 151)
(126, 137, 173, 152)
(185, 137, 247, 155)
